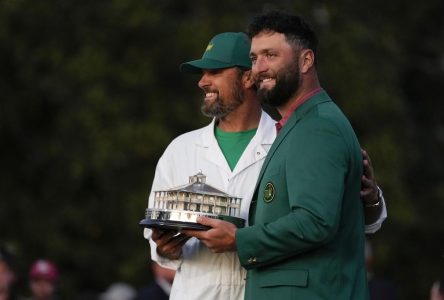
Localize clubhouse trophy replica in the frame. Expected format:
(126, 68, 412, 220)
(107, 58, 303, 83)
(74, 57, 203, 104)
(140, 172, 245, 230)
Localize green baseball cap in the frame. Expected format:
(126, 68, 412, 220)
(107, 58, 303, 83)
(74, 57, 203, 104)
(180, 32, 252, 73)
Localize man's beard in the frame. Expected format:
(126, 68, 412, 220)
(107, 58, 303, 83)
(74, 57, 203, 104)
(256, 60, 300, 107)
(201, 80, 244, 119)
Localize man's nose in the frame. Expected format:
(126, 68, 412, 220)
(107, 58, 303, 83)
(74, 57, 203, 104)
(198, 72, 210, 89)
(253, 56, 268, 74)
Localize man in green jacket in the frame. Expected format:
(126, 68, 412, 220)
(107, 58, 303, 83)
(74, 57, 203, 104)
(185, 11, 369, 299)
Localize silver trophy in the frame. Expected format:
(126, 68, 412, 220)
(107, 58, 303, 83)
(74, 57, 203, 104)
(139, 172, 245, 230)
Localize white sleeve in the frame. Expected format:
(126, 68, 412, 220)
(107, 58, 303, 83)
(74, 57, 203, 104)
(144, 228, 182, 270)
(364, 187, 387, 234)
(142, 146, 184, 270)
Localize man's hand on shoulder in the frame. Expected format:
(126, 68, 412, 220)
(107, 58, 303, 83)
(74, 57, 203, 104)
(361, 149, 379, 206)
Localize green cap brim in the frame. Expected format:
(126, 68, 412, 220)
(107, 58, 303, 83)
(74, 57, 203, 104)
(180, 58, 239, 74)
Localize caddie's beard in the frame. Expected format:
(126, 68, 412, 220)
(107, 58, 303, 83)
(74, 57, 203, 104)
(256, 60, 300, 108)
(201, 80, 244, 119)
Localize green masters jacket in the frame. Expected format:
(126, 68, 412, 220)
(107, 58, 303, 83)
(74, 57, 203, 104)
(236, 91, 369, 300)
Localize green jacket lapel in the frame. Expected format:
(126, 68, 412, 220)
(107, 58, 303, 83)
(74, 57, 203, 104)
(254, 91, 332, 197)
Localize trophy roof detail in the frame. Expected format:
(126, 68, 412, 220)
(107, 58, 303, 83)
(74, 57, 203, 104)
(154, 172, 237, 199)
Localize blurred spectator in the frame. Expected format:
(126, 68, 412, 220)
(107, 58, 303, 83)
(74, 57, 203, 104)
(0, 245, 19, 300)
(99, 282, 135, 300)
(366, 239, 399, 300)
(430, 278, 444, 300)
(135, 262, 175, 300)
(27, 259, 60, 300)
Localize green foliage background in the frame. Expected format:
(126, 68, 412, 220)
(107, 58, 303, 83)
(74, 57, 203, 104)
(0, 0, 443, 299)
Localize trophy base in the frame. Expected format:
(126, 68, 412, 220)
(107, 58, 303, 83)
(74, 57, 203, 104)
(139, 208, 245, 231)
(139, 219, 210, 231)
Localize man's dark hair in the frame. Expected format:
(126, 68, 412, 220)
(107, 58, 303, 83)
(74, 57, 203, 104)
(247, 11, 318, 55)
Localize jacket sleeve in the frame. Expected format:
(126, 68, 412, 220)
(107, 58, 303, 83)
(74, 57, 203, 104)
(236, 117, 361, 269)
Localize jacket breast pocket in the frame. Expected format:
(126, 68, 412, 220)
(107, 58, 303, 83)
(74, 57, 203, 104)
(259, 268, 308, 287)
(261, 165, 285, 198)
(255, 165, 289, 222)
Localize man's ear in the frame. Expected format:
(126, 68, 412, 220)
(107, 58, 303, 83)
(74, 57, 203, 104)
(300, 49, 315, 74)
(242, 70, 255, 88)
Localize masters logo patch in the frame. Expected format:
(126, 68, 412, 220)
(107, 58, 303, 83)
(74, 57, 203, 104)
(264, 182, 275, 203)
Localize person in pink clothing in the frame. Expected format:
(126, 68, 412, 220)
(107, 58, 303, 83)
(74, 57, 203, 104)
(27, 259, 60, 300)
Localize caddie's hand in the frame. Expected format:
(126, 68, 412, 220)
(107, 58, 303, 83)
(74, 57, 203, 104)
(361, 149, 379, 205)
(182, 217, 237, 253)
(151, 228, 190, 260)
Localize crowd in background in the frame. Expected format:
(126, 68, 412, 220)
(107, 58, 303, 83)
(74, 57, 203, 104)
(1, 245, 59, 300)
(1, 242, 442, 300)
(0, 244, 175, 300)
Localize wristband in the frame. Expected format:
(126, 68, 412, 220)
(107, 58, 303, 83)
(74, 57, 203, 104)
(365, 188, 382, 208)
